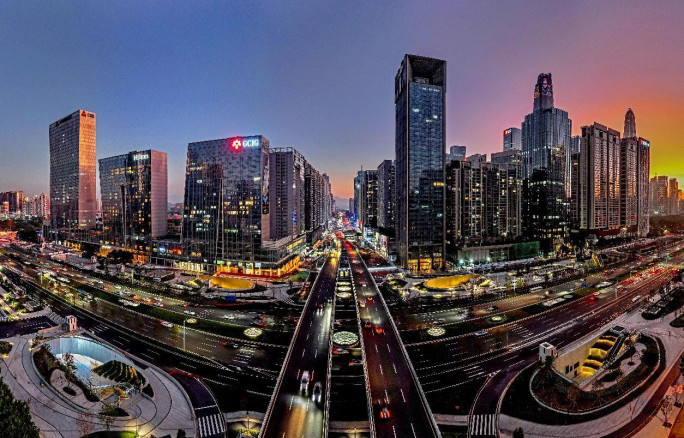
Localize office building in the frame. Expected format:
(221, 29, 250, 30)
(491, 149, 522, 165)
(376, 159, 395, 231)
(670, 178, 680, 215)
(353, 169, 378, 230)
(395, 54, 446, 272)
(521, 74, 571, 250)
(181, 135, 276, 274)
(99, 149, 168, 241)
(578, 123, 621, 231)
(503, 127, 522, 151)
(447, 145, 467, 162)
(49, 110, 97, 230)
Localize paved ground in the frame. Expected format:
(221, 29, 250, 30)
(0, 334, 195, 437)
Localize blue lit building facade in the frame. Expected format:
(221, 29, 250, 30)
(395, 54, 446, 272)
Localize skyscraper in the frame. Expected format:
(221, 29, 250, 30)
(521, 74, 571, 250)
(395, 54, 446, 272)
(269, 148, 306, 240)
(579, 123, 621, 231)
(447, 145, 467, 162)
(650, 176, 668, 215)
(376, 159, 395, 231)
(620, 108, 650, 236)
(99, 149, 168, 241)
(181, 136, 272, 274)
(503, 127, 522, 151)
(49, 110, 97, 230)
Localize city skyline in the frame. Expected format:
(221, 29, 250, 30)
(1, 2, 683, 201)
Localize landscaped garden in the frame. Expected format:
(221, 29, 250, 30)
(93, 360, 146, 387)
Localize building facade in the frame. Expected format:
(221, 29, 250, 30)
(503, 127, 522, 151)
(268, 148, 306, 241)
(395, 54, 446, 272)
(99, 149, 168, 241)
(447, 145, 466, 162)
(0, 191, 24, 214)
(49, 110, 97, 230)
(620, 109, 650, 236)
(578, 123, 621, 232)
(376, 159, 395, 231)
(521, 74, 571, 250)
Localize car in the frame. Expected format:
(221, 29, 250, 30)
(114, 285, 122, 290)
(348, 358, 362, 366)
(364, 321, 372, 329)
(223, 314, 236, 320)
(486, 305, 499, 312)
(374, 326, 384, 335)
(359, 301, 366, 308)
(366, 296, 374, 302)
(312, 382, 322, 403)
(299, 371, 310, 394)
(435, 318, 446, 324)
(221, 342, 240, 349)
(161, 321, 174, 328)
(332, 348, 350, 355)
(378, 400, 391, 419)
(154, 302, 163, 307)
(316, 304, 324, 315)
(183, 310, 196, 315)
(360, 282, 367, 287)
(632, 295, 642, 303)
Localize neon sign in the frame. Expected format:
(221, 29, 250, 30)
(504, 129, 511, 136)
(229, 137, 260, 151)
(133, 153, 149, 161)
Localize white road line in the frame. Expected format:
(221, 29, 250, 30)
(400, 388, 406, 402)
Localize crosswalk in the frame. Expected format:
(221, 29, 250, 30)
(469, 414, 497, 437)
(197, 412, 225, 437)
(47, 311, 66, 325)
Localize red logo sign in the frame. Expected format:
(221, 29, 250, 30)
(231, 138, 242, 151)
(81, 111, 87, 117)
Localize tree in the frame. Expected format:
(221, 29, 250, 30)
(661, 395, 674, 427)
(62, 353, 77, 390)
(513, 427, 525, 438)
(98, 401, 118, 431)
(0, 377, 41, 438)
(176, 430, 187, 438)
(17, 228, 39, 243)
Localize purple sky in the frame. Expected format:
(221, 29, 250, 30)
(1, 1, 682, 202)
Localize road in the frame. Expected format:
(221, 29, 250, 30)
(464, 260, 681, 437)
(260, 254, 339, 438)
(173, 373, 226, 438)
(349, 244, 440, 438)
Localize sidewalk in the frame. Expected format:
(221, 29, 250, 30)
(499, 310, 684, 438)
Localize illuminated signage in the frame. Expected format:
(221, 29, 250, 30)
(641, 140, 650, 147)
(133, 153, 149, 161)
(229, 137, 260, 151)
(504, 129, 511, 136)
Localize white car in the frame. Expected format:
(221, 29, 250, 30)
(223, 314, 236, 320)
(183, 310, 196, 315)
(631, 295, 642, 303)
(161, 321, 174, 328)
(299, 371, 310, 394)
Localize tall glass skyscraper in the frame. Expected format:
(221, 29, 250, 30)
(49, 110, 97, 230)
(395, 54, 446, 272)
(521, 74, 571, 251)
(99, 149, 168, 241)
(181, 136, 271, 273)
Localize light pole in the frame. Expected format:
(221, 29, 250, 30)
(183, 318, 196, 350)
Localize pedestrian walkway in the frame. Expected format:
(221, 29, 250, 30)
(470, 414, 497, 437)
(198, 411, 225, 437)
(499, 310, 684, 438)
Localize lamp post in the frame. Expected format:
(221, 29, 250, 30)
(183, 318, 196, 350)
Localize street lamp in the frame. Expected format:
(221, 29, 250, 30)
(182, 318, 197, 350)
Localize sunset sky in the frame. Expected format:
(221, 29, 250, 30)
(0, 1, 682, 202)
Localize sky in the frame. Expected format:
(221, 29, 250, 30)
(0, 1, 683, 203)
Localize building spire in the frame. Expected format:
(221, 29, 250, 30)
(533, 73, 554, 111)
(624, 108, 637, 138)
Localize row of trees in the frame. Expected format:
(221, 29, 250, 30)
(0, 377, 40, 438)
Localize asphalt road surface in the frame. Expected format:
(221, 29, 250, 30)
(350, 245, 440, 438)
(260, 254, 338, 438)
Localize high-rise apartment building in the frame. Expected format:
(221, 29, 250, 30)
(49, 110, 97, 230)
(99, 149, 168, 241)
(353, 169, 378, 230)
(578, 123, 621, 231)
(0, 191, 24, 214)
(521, 74, 571, 250)
(669, 178, 680, 215)
(503, 127, 522, 151)
(620, 109, 650, 236)
(376, 160, 395, 231)
(269, 148, 306, 240)
(446, 159, 521, 246)
(650, 176, 669, 216)
(395, 54, 446, 272)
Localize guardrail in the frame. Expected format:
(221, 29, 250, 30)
(355, 246, 442, 437)
(259, 255, 330, 437)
